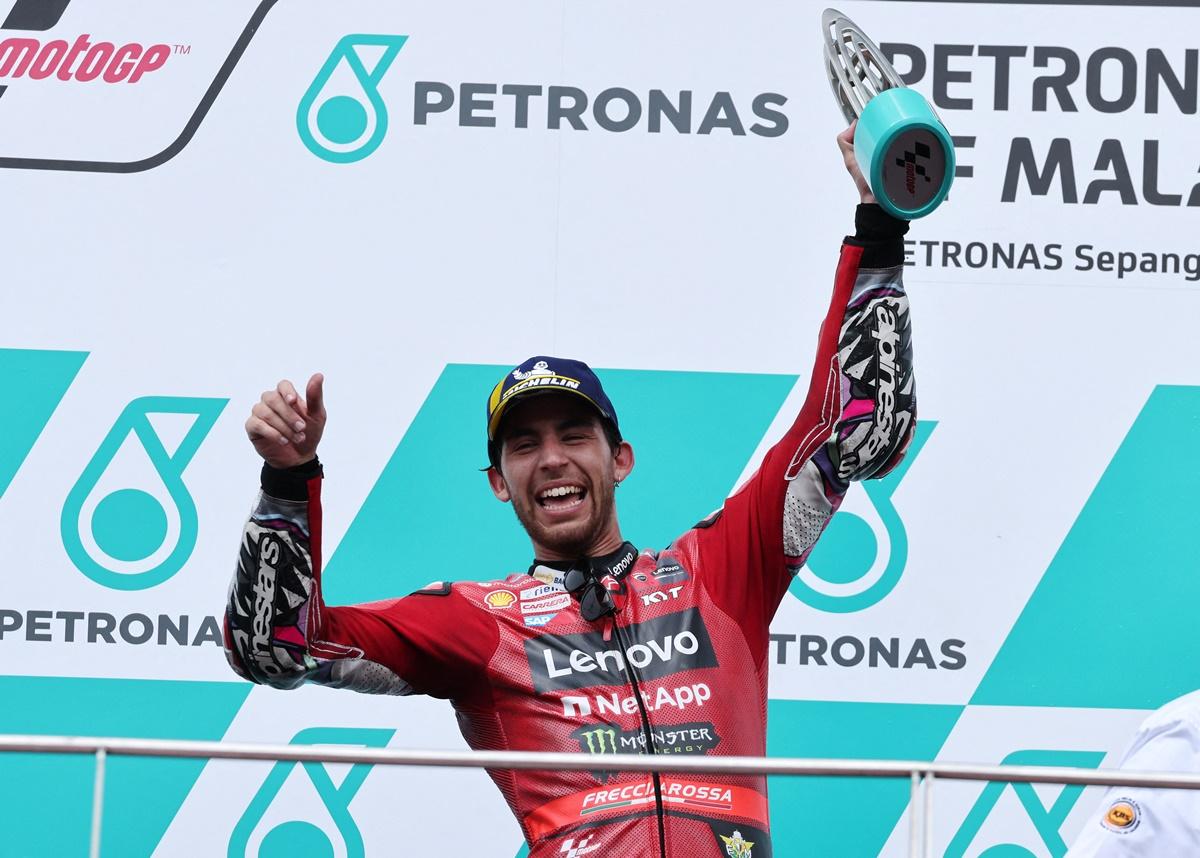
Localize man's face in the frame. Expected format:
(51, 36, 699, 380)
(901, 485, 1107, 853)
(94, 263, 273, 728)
(487, 394, 633, 561)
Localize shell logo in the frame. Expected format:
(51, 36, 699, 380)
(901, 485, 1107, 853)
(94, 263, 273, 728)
(484, 590, 517, 610)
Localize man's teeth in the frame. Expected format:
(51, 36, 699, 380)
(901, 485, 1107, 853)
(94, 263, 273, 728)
(541, 486, 582, 499)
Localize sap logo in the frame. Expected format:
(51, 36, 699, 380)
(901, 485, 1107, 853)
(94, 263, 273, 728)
(641, 586, 684, 607)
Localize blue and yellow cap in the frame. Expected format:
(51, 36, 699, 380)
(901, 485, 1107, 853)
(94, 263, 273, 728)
(486, 356, 620, 462)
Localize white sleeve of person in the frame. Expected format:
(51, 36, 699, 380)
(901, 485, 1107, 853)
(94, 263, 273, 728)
(1066, 691, 1200, 857)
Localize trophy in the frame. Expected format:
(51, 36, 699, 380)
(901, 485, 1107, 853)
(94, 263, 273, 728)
(822, 8, 954, 219)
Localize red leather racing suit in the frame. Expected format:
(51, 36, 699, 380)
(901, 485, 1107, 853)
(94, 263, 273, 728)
(224, 206, 915, 858)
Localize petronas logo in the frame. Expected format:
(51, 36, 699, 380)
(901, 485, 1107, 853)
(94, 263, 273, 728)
(577, 726, 618, 755)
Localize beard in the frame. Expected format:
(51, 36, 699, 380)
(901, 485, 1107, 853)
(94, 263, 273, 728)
(511, 476, 617, 559)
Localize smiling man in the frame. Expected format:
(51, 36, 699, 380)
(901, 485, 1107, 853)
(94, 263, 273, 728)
(224, 128, 917, 857)
(484, 361, 633, 564)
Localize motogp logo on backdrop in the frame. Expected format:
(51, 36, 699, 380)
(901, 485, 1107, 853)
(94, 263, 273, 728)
(61, 396, 226, 590)
(0, 0, 277, 172)
(790, 421, 935, 613)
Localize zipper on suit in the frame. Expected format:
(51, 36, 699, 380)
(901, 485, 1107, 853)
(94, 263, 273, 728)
(611, 617, 667, 858)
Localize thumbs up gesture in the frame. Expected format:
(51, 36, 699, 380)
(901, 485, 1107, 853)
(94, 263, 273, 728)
(245, 373, 327, 468)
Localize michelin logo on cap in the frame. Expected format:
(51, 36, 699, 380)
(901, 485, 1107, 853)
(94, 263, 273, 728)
(486, 355, 620, 443)
(512, 360, 555, 380)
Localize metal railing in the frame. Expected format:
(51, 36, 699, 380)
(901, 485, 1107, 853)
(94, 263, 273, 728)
(4, 734, 1200, 858)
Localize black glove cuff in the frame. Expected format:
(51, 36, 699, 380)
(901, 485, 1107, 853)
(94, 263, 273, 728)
(846, 203, 909, 268)
(261, 456, 322, 501)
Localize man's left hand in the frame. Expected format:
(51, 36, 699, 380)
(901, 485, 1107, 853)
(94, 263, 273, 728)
(838, 121, 876, 205)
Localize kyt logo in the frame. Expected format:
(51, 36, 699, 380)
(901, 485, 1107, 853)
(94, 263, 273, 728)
(945, 749, 1105, 856)
(61, 396, 226, 590)
(228, 727, 395, 858)
(789, 421, 935, 613)
(298, 34, 408, 163)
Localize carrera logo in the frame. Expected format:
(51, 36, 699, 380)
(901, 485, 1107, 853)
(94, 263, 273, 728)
(526, 607, 717, 693)
(521, 594, 570, 614)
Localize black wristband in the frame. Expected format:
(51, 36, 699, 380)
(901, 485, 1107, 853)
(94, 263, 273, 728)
(846, 203, 909, 268)
(261, 456, 322, 501)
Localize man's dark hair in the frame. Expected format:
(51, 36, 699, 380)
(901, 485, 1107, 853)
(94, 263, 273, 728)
(487, 418, 622, 471)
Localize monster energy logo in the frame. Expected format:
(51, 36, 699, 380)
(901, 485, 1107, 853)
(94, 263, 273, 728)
(572, 721, 721, 783)
(573, 722, 721, 757)
(577, 726, 619, 755)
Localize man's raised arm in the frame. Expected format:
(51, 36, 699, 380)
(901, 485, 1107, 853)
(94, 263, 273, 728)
(683, 124, 915, 623)
(223, 375, 491, 699)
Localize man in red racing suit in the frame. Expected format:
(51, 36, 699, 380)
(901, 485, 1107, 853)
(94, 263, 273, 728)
(225, 131, 916, 857)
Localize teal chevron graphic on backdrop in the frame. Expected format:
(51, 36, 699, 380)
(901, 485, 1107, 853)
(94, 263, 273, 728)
(972, 385, 1200, 710)
(946, 749, 1105, 857)
(0, 348, 87, 499)
(766, 700, 963, 857)
(0, 676, 249, 858)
